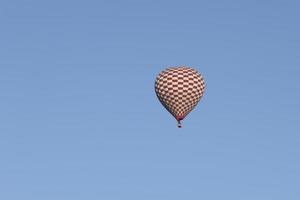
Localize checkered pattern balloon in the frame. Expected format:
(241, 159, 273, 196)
(155, 66, 205, 127)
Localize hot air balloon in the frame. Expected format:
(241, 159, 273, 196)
(155, 66, 205, 128)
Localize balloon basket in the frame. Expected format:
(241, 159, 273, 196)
(177, 121, 182, 128)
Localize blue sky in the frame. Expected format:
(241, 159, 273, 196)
(1, 0, 300, 199)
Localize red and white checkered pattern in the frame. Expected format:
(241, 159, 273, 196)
(155, 66, 205, 125)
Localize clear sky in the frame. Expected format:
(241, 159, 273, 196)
(1, 0, 300, 199)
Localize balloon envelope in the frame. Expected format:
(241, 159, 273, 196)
(155, 66, 205, 127)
